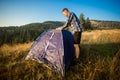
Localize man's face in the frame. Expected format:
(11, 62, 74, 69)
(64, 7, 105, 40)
(62, 10, 69, 17)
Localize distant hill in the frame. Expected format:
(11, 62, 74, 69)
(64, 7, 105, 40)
(91, 20, 120, 29)
(0, 20, 120, 29)
(20, 21, 64, 29)
(43, 21, 64, 25)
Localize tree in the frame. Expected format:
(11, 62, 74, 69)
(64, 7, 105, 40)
(85, 17, 92, 30)
(79, 13, 86, 30)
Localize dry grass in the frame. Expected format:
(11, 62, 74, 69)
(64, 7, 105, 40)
(81, 29, 120, 44)
(0, 42, 32, 56)
(0, 29, 120, 80)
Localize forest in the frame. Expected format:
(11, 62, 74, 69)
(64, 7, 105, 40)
(0, 21, 63, 46)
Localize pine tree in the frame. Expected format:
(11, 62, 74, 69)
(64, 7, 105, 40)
(79, 13, 86, 30)
(85, 17, 92, 30)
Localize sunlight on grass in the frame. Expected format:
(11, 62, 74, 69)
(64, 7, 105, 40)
(81, 29, 120, 44)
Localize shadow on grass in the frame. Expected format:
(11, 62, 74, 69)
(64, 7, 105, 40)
(64, 43, 120, 80)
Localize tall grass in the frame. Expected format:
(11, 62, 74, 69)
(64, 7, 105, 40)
(0, 29, 120, 80)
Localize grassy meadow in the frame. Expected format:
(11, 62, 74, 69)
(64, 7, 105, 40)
(0, 29, 120, 80)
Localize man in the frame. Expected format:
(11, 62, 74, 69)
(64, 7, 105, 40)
(57, 8, 82, 60)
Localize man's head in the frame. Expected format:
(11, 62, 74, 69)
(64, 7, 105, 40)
(62, 8, 69, 17)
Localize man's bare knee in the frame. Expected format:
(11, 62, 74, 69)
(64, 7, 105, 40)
(74, 44, 79, 48)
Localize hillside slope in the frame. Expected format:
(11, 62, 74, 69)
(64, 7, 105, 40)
(91, 20, 120, 29)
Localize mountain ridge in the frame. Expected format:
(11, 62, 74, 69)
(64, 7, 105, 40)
(0, 20, 120, 29)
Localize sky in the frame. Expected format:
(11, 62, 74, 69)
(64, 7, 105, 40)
(0, 0, 120, 26)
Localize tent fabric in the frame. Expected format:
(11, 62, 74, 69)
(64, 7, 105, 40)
(25, 29, 75, 77)
(62, 30, 75, 67)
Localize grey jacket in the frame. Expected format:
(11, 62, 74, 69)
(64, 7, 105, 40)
(63, 12, 82, 34)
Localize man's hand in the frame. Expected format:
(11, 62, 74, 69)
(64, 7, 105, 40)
(56, 26, 63, 30)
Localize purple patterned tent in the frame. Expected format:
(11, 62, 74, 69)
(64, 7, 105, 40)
(26, 29, 75, 77)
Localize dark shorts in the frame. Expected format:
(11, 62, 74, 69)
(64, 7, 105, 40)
(73, 31, 82, 44)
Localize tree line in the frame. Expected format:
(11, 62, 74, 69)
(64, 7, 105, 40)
(0, 21, 63, 46)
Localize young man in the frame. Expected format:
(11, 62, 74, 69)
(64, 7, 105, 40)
(57, 8, 82, 60)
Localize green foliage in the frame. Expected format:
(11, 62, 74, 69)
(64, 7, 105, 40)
(79, 13, 85, 25)
(79, 14, 93, 31)
(79, 13, 86, 30)
(85, 17, 93, 30)
(0, 21, 64, 46)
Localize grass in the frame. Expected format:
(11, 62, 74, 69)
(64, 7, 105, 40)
(0, 29, 120, 80)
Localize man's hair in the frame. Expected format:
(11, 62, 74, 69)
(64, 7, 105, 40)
(62, 8, 69, 12)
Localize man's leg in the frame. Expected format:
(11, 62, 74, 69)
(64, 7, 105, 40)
(73, 32, 81, 59)
(74, 44, 80, 59)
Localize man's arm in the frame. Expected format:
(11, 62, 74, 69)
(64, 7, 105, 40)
(56, 26, 64, 30)
(62, 13, 73, 30)
(56, 19, 69, 30)
(56, 12, 74, 30)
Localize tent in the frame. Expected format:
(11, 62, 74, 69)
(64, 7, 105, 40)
(25, 29, 75, 77)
